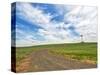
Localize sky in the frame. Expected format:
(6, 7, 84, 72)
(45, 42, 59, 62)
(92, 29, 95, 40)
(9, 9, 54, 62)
(11, 2, 98, 47)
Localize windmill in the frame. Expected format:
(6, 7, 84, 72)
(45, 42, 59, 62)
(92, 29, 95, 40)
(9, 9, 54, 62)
(80, 34, 84, 43)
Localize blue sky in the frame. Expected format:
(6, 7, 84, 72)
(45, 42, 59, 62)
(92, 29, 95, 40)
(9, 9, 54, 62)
(11, 2, 97, 47)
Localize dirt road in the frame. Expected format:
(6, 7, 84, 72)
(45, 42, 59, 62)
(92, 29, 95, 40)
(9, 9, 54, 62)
(16, 49, 97, 72)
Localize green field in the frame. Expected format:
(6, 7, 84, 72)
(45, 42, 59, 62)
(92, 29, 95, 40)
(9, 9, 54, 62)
(16, 42, 97, 64)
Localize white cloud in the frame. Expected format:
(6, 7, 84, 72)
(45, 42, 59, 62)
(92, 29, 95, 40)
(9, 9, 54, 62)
(15, 30, 41, 47)
(16, 3, 52, 29)
(62, 5, 97, 42)
(15, 3, 97, 47)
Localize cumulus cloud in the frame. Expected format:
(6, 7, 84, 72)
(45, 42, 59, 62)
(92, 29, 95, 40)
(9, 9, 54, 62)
(12, 2, 97, 47)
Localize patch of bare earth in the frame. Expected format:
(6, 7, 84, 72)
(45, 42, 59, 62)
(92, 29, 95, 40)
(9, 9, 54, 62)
(81, 60, 96, 64)
(16, 56, 32, 72)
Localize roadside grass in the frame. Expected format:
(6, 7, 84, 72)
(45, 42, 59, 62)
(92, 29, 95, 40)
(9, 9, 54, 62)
(16, 42, 97, 65)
